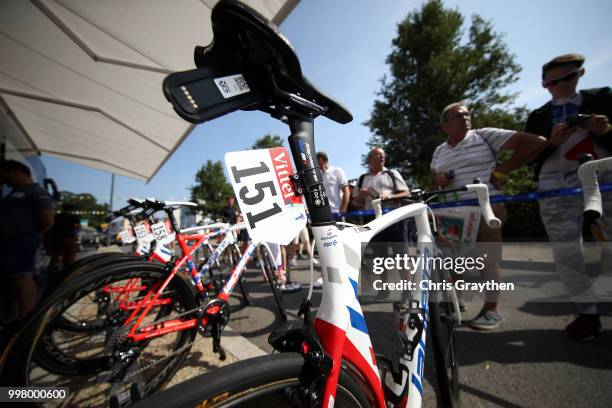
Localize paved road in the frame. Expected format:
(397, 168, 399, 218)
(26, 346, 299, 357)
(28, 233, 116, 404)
(225, 257, 612, 408)
(31, 245, 610, 407)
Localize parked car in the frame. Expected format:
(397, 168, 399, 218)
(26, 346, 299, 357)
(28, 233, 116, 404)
(78, 226, 101, 249)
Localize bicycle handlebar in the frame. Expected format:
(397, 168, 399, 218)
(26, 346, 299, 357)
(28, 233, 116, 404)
(106, 201, 143, 222)
(465, 183, 501, 228)
(577, 157, 612, 220)
(372, 182, 501, 229)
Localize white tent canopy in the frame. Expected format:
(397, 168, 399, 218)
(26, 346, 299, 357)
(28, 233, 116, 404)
(0, 0, 298, 180)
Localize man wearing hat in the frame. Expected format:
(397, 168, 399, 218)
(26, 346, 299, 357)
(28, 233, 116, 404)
(526, 53, 612, 340)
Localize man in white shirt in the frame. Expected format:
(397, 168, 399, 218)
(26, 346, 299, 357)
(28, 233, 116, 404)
(354, 147, 410, 211)
(431, 102, 567, 330)
(317, 151, 350, 216)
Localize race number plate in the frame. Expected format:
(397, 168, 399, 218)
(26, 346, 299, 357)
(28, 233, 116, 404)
(151, 222, 175, 245)
(134, 224, 154, 244)
(225, 147, 306, 244)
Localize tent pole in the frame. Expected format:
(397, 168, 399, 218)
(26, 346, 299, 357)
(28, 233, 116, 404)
(109, 173, 115, 211)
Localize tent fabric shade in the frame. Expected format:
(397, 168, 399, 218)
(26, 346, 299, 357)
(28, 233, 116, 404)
(0, 0, 299, 180)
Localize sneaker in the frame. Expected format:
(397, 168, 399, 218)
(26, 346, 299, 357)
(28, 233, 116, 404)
(312, 258, 320, 267)
(458, 298, 468, 313)
(468, 310, 505, 330)
(289, 258, 298, 267)
(280, 281, 302, 293)
(313, 277, 323, 289)
(566, 314, 601, 341)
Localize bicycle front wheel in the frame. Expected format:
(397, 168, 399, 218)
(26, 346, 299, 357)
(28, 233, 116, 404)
(131, 352, 372, 407)
(429, 268, 461, 407)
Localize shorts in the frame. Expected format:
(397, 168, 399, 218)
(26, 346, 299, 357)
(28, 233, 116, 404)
(292, 226, 309, 245)
(0, 235, 41, 279)
(476, 203, 507, 264)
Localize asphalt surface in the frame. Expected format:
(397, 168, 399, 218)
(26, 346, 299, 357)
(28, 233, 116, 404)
(225, 255, 612, 408)
(8, 245, 609, 407)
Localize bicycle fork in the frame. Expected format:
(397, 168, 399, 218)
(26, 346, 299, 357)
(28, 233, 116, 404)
(379, 300, 428, 408)
(380, 236, 433, 408)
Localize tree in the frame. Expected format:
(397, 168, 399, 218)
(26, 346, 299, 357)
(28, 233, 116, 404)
(57, 191, 109, 228)
(190, 160, 234, 218)
(251, 133, 284, 149)
(365, 0, 523, 187)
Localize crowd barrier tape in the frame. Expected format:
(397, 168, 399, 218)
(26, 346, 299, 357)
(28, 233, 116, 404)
(334, 182, 612, 218)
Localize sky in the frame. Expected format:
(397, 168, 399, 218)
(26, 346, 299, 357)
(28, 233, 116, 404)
(41, 0, 612, 208)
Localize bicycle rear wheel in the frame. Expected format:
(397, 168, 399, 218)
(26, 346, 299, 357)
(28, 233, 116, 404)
(131, 353, 371, 408)
(2, 262, 198, 407)
(258, 244, 286, 321)
(52, 254, 141, 332)
(429, 268, 461, 408)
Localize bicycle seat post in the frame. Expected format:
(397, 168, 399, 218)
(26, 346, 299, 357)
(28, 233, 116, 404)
(285, 114, 334, 226)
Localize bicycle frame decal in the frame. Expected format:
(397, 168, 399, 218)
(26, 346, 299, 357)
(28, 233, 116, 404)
(219, 241, 256, 300)
(313, 203, 435, 408)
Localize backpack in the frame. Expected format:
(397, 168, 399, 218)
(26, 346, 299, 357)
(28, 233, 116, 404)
(358, 169, 398, 192)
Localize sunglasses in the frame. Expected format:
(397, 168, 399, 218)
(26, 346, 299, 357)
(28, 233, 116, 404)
(543, 70, 582, 87)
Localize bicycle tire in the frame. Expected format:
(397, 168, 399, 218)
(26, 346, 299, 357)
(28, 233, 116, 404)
(52, 254, 142, 332)
(44, 252, 127, 296)
(32, 256, 155, 372)
(131, 352, 371, 408)
(258, 244, 287, 321)
(2, 261, 198, 407)
(429, 268, 461, 408)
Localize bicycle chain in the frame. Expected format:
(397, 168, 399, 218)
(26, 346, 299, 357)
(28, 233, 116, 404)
(111, 303, 206, 381)
(123, 338, 196, 381)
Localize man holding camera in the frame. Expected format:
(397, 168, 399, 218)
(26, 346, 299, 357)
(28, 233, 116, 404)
(525, 53, 612, 340)
(431, 102, 566, 330)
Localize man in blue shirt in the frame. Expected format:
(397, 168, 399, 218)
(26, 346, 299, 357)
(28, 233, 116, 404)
(0, 160, 54, 324)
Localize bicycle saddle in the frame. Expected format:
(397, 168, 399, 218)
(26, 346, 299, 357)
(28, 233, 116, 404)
(163, 0, 352, 125)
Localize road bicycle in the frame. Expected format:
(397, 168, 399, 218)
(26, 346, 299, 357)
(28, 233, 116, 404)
(0, 198, 287, 406)
(128, 1, 503, 407)
(38, 199, 229, 333)
(10, 200, 229, 380)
